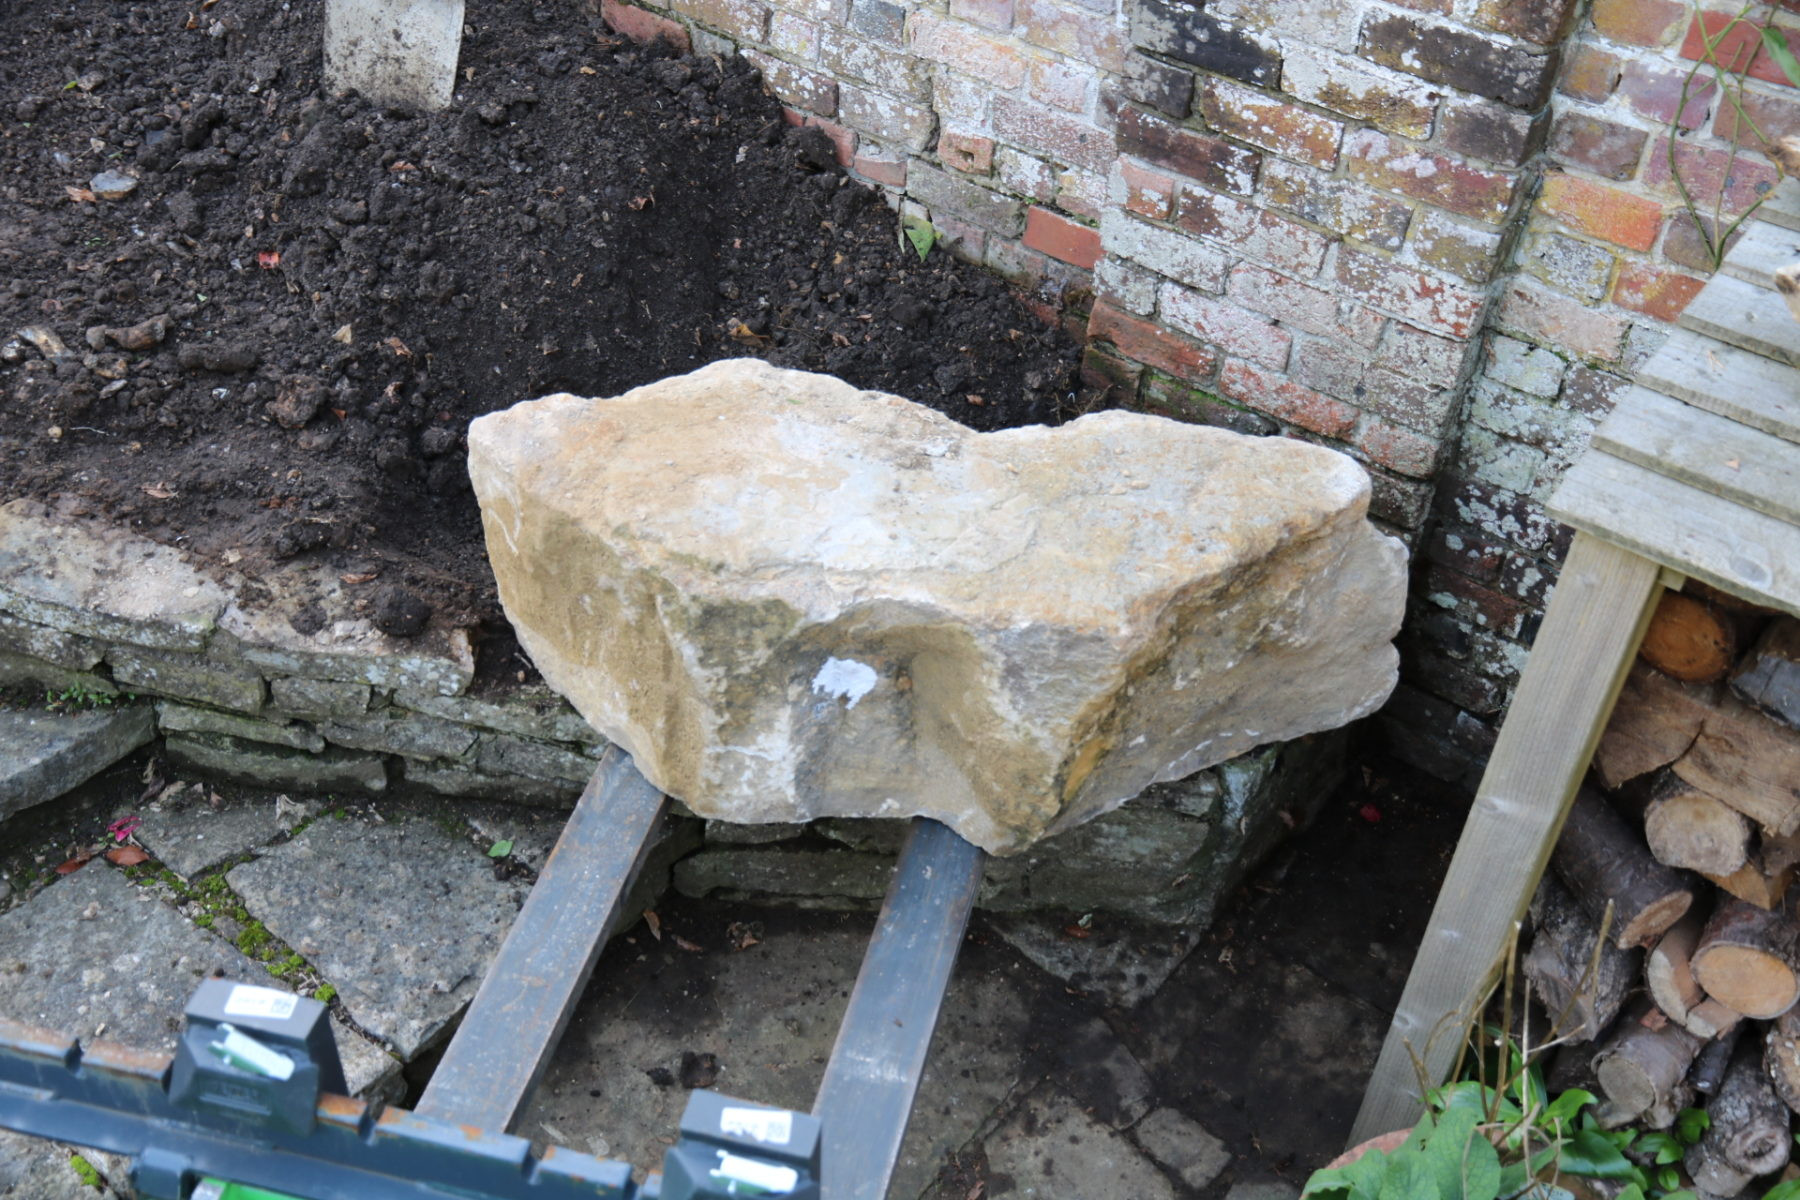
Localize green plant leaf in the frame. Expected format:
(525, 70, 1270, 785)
(1614, 1185, 1645, 1200)
(1377, 1152, 1438, 1200)
(1463, 1127, 1502, 1200)
(1763, 1179, 1800, 1200)
(1763, 27, 1800, 89)
(1425, 1108, 1479, 1199)
(487, 839, 513, 858)
(1543, 1088, 1595, 1127)
(1559, 1128, 1635, 1178)
(902, 217, 937, 261)
(1658, 1166, 1681, 1191)
(1635, 1132, 1683, 1165)
(1675, 1108, 1710, 1145)
(1301, 1168, 1355, 1200)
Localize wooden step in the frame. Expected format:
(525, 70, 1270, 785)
(1550, 451, 1800, 616)
(1636, 329, 1800, 444)
(1593, 386, 1800, 526)
(1680, 273, 1800, 366)
(1722, 221, 1800, 291)
(1764, 177, 1800, 233)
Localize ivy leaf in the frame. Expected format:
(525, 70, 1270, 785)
(1764, 1179, 1800, 1200)
(487, 839, 513, 858)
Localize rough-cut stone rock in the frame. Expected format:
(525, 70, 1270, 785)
(470, 360, 1405, 853)
(1135, 1107, 1233, 1190)
(0, 706, 155, 821)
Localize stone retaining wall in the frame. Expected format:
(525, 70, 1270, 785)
(0, 497, 1341, 926)
(588, 0, 1800, 788)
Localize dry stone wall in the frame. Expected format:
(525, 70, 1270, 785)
(0, 498, 1339, 926)
(592, 0, 1799, 784)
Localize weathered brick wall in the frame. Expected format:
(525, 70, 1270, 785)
(1388, 1, 1796, 784)
(595, 0, 1797, 786)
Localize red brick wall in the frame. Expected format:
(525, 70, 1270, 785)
(596, 0, 1799, 787)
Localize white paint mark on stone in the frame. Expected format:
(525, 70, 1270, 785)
(811, 657, 878, 709)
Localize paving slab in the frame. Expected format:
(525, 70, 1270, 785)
(227, 814, 527, 1058)
(519, 912, 1034, 1197)
(0, 1131, 126, 1198)
(949, 1084, 1176, 1200)
(0, 862, 397, 1098)
(133, 784, 314, 878)
(1134, 1106, 1233, 1191)
(0, 705, 154, 821)
(986, 912, 1201, 1009)
(1051, 1016, 1155, 1129)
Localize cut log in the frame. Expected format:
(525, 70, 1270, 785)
(1648, 910, 1707, 1027)
(1553, 787, 1696, 950)
(1686, 579, 1784, 620)
(1705, 852, 1797, 911)
(1645, 773, 1752, 876)
(1593, 662, 1719, 790)
(1691, 896, 1800, 1018)
(1674, 694, 1800, 837)
(1640, 591, 1744, 684)
(1686, 1137, 1756, 1197)
(1594, 1005, 1701, 1126)
(1766, 1007, 1800, 1114)
(1686, 998, 1744, 1040)
(1691, 1024, 1743, 1095)
(1525, 874, 1640, 1042)
(1731, 617, 1800, 730)
(1702, 1038, 1792, 1177)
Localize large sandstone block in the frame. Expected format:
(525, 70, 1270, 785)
(468, 359, 1404, 853)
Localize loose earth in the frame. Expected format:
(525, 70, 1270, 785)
(0, 0, 1082, 656)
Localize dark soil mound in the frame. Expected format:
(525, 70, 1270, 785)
(0, 1, 1081, 641)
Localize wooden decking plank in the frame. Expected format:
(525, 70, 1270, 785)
(1549, 452, 1800, 617)
(1636, 329, 1800, 443)
(1351, 535, 1664, 1143)
(1680, 273, 1800, 366)
(1764, 176, 1800, 232)
(1592, 387, 1800, 525)
(1721, 221, 1799, 291)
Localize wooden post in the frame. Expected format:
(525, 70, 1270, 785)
(1350, 534, 1664, 1145)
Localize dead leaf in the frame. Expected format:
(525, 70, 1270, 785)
(331, 324, 353, 345)
(627, 194, 653, 211)
(726, 921, 762, 951)
(1061, 923, 1092, 940)
(339, 571, 379, 585)
(643, 909, 663, 941)
(383, 336, 412, 357)
(55, 852, 93, 875)
(1641, 1007, 1669, 1031)
(389, 161, 417, 173)
(1724, 457, 1741, 470)
(965, 394, 986, 406)
(829, 331, 850, 347)
(256, 250, 281, 269)
(65, 186, 96, 204)
(106, 845, 149, 866)
(726, 318, 767, 346)
(672, 934, 703, 953)
(141, 482, 178, 500)
(579, 65, 597, 75)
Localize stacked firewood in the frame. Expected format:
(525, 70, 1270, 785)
(1526, 584, 1800, 1194)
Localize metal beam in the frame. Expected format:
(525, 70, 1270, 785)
(813, 818, 986, 1200)
(416, 748, 670, 1132)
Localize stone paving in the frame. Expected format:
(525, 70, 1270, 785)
(0, 711, 1459, 1199)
